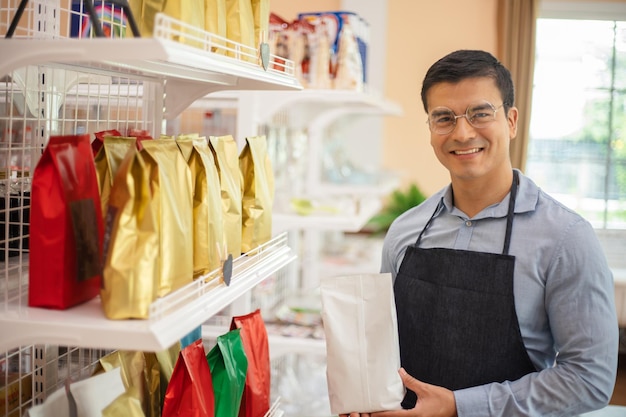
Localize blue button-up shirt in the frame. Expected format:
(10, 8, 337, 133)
(381, 170, 619, 417)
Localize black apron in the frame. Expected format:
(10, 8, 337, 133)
(394, 171, 535, 408)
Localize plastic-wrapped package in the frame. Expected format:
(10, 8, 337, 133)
(333, 21, 363, 91)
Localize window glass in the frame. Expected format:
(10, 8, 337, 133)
(527, 18, 626, 229)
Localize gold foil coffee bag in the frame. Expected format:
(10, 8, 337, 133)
(155, 341, 181, 409)
(129, 0, 164, 37)
(101, 147, 158, 320)
(141, 139, 194, 296)
(209, 135, 242, 258)
(206, 0, 227, 54)
(143, 352, 163, 417)
(162, 0, 205, 48)
(177, 136, 224, 277)
(251, 0, 269, 49)
(225, 0, 255, 61)
(94, 351, 156, 417)
(239, 135, 274, 252)
(94, 136, 136, 220)
(102, 387, 146, 417)
(155, 341, 181, 384)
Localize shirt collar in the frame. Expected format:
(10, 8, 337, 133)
(438, 169, 540, 220)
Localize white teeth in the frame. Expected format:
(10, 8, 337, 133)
(454, 148, 481, 155)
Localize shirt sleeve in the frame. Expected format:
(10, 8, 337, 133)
(454, 219, 619, 417)
(380, 234, 396, 278)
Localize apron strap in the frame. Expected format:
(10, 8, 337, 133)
(502, 170, 519, 256)
(415, 199, 442, 246)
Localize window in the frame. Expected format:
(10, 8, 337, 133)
(526, 5, 626, 229)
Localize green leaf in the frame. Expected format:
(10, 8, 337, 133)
(365, 183, 427, 234)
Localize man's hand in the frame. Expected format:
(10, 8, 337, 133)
(340, 368, 457, 417)
(378, 368, 457, 417)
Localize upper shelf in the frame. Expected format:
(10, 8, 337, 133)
(0, 233, 296, 352)
(0, 13, 301, 118)
(200, 89, 403, 129)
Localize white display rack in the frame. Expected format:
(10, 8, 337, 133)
(239, 89, 402, 128)
(273, 197, 382, 233)
(0, 233, 296, 352)
(0, 4, 303, 416)
(200, 89, 402, 137)
(0, 13, 301, 120)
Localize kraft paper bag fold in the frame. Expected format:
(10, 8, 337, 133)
(320, 273, 405, 414)
(239, 135, 274, 253)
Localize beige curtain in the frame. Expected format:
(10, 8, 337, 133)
(497, 0, 539, 172)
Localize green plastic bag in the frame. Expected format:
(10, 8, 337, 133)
(207, 328, 248, 417)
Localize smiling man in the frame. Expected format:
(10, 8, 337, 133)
(340, 50, 619, 417)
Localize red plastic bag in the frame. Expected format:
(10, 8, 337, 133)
(162, 339, 215, 417)
(230, 309, 271, 417)
(29, 134, 104, 309)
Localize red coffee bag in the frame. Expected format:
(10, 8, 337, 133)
(29, 134, 104, 309)
(162, 339, 215, 417)
(230, 309, 271, 417)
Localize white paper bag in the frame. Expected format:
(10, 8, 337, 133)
(27, 367, 125, 417)
(70, 367, 125, 417)
(27, 385, 69, 417)
(321, 273, 405, 414)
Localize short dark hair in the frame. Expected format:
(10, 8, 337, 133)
(420, 50, 515, 114)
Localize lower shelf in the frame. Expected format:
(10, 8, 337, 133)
(0, 233, 296, 352)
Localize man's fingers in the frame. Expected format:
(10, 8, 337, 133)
(399, 367, 425, 394)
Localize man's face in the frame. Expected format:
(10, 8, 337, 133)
(425, 77, 518, 183)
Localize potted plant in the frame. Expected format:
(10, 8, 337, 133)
(365, 183, 427, 235)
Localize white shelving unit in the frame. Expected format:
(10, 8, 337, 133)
(199, 89, 402, 234)
(0, 8, 301, 415)
(192, 90, 403, 378)
(1, 13, 301, 132)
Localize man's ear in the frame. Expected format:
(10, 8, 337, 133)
(508, 107, 519, 139)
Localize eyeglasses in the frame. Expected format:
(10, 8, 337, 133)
(427, 101, 504, 135)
